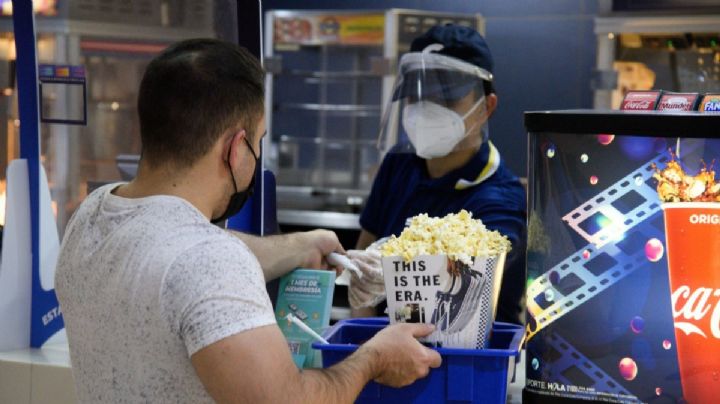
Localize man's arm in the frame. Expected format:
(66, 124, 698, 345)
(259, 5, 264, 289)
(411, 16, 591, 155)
(230, 229, 342, 281)
(191, 323, 441, 404)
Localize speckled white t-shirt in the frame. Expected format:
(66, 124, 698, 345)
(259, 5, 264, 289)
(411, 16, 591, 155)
(55, 184, 276, 403)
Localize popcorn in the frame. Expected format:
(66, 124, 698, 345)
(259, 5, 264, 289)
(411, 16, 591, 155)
(653, 152, 720, 202)
(380, 210, 511, 264)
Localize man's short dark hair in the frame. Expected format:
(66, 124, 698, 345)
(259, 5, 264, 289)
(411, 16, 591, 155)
(138, 38, 264, 168)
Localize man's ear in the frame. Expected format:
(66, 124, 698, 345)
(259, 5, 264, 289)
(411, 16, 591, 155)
(486, 93, 498, 117)
(223, 129, 246, 166)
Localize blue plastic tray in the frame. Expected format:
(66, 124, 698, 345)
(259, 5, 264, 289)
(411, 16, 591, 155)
(313, 318, 523, 404)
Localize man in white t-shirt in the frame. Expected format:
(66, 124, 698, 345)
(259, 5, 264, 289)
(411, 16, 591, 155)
(55, 38, 441, 403)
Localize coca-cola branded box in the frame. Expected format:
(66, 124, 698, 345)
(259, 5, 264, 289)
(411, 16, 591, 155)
(620, 90, 662, 111)
(655, 92, 701, 112)
(524, 110, 720, 404)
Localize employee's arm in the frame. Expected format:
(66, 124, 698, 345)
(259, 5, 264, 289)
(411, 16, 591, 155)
(351, 229, 380, 317)
(191, 323, 441, 404)
(229, 229, 343, 281)
(355, 229, 377, 250)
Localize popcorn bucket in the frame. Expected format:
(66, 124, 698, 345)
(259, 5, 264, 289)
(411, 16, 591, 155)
(382, 253, 506, 349)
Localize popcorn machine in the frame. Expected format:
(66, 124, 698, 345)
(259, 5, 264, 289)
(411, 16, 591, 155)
(263, 9, 484, 234)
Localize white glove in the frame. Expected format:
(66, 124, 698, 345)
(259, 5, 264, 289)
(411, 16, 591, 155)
(346, 249, 386, 309)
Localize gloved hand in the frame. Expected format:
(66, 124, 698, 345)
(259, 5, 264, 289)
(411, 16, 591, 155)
(346, 249, 386, 309)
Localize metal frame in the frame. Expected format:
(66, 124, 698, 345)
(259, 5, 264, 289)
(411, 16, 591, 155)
(0, 18, 214, 42)
(595, 14, 720, 34)
(525, 109, 720, 138)
(278, 209, 360, 230)
(38, 79, 87, 126)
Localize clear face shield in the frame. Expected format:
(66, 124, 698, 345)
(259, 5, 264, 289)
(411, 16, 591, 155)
(378, 49, 493, 159)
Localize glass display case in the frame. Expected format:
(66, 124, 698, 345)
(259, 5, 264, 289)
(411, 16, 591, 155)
(0, 0, 216, 236)
(523, 110, 720, 403)
(593, 14, 720, 109)
(263, 9, 484, 233)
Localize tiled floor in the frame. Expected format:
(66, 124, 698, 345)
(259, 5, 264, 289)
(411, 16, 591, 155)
(0, 344, 77, 404)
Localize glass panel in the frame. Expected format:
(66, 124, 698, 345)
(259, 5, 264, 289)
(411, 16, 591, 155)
(40, 82, 85, 123)
(527, 126, 720, 401)
(269, 41, 384, 199)
(0, 0, 239, 236)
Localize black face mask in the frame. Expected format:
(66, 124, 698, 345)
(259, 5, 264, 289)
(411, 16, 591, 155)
(212, 137, 259, 224)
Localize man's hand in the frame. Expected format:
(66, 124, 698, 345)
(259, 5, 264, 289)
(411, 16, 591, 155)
(360, 323, 442, 387)
(230, 229, 343, 281)
(297, 229, 344, 270)
(346, 249, 386, 309)
(192, 322, 441, 403)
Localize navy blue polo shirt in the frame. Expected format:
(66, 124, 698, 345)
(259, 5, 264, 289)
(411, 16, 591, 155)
(360, 141, 527, 324)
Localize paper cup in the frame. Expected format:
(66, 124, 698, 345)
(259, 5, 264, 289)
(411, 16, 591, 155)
(662, 202, 720, 403)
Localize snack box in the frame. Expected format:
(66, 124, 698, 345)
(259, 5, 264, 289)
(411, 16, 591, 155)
(381, 254, 505, 349)
(313, 317, 523, 404)
(655, 91, 701, 111)
(619, 90, 662, 110)
(699, 93, 720, 112)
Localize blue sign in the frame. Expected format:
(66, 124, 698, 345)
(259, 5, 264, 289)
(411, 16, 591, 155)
(12, 0, 64, 347)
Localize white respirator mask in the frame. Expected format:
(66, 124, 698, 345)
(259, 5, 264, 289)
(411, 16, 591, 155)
(402, 97, 485, 159)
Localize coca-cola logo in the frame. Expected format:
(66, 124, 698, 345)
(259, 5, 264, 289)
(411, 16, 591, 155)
(672, 285, 720, 339)
(623, 100, 652, 109)
(689, 214, 720, 225)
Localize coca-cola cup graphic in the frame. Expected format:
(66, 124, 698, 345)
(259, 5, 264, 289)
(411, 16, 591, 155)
(662, 202, 720, 403)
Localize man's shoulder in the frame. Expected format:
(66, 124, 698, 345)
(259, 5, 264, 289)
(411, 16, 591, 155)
(174, 230, 247, 259)
(165, 229, 255, 278)
(160, 233, 264, 316)
(491, 160, 522, 185)
(382, 150, 418, 165)
(376, 152, 421, 180)
(74, 182, 120, 211)
(63, 186, 221, 260)
(469, 163, 525, 205)
(63, 183, 121, 233)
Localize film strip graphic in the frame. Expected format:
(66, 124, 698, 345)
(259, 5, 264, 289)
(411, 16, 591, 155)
(526, 151, 682, 342)
(544, 332, 638, 402)
(563, 154, 669, 249)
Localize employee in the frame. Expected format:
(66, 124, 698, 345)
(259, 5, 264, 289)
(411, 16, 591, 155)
(349, 25, 527, 325)
(55, 38, 440, 403)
